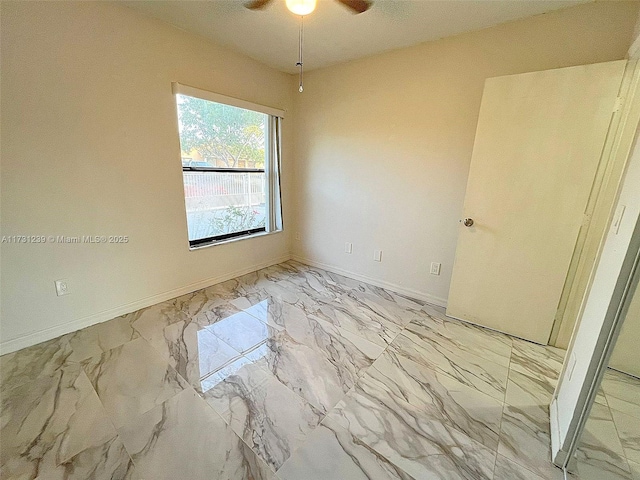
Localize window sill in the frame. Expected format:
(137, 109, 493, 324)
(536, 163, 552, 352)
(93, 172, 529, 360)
(188, 229, 282, 251)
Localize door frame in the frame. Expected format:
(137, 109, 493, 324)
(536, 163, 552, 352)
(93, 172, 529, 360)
(551, 205, 640, 471)
(550, 78, 640, 468)
(550, 59, 640, 348)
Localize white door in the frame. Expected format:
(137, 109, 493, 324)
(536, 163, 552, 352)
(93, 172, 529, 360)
(447, 61, 626, 344)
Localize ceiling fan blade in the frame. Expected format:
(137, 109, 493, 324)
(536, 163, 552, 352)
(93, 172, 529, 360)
(244, 0, 274, 10)
(335, 0, 372, 14)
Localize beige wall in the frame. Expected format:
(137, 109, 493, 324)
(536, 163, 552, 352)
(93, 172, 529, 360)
(0, 2, 294, 352)
(610, 280, 640, 378)
(291, 1, 639, 306)
(629, 8, 640, 59)
(2, 1, 639, 354)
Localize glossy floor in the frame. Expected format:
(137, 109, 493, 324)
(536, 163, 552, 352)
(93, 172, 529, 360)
(0, 260, 628, 479)
(574, 369, 640, 480)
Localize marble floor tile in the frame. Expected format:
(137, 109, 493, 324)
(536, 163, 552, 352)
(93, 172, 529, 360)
(610, 409, 640, 464)
(270, 277, 337, 310)
(575, 459, 633, 480)
(224, 296, 384, 377)
(344, 290, 421, 328)
(197, 277, 254, 303)
(310, 292, 404, 347)
(504, 369, 555, 425)
(389, 329, 509, 402)
(1, 364, 119, 479)
(602, 370, 640, 419)
(509, 338, 565, 388)
(118, 388, 274, 480)
(272, 264, 347, 302)
(244, 332, 357, 413)
(81, 337, 189, 428)
(366, 350, 504, 451)
(497, 403, 561, 479)
(232, 268, 330, 311)
(629, 460, 640, 480)
(143, 318, 241, 393)
(172, 285, 245, 322)
(200, 356, 273, 415)
(4, 261, 593, 480)
(34, 436, 136, 480)
(206, 310, 276, 354)
(575, 402, 631, 478)
(408, 306, 512, 368)
(231, 294, 310, 333)
(277, 415, 416, 480)
(68, 315, 139, 362)
(127, 301, 189, 342)
(325, 379, 497, 480)
(295, 264, 395, 299)
(241, 297, 385, 368)
(0, 334, 73, 393)
(223, 375, 323, 470)
(131, 295, 243, 345)
(492, 454, 552, 480)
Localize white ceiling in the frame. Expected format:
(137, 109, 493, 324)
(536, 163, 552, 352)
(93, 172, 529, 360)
(123, 0, 589, 73)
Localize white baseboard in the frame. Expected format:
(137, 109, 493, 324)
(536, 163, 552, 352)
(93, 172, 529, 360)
(291, 255, 448, 308)
(0, 254, 292, 356)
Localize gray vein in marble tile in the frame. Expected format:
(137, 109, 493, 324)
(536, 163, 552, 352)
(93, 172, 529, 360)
(344, 290, 419, 328)
(497, 403, 559, 479)
(367, 350, 504, 451)
(68, 315, 139, 363)
(405, 308, 512, 368)
(509, 338, 565, 388)
(118, 388, 274, 480)
(200, 356, 273, 419)
(245, 334, 355, 413)
(34, 435, 136, 480)
(389, 329, 508, 402)
(144, 318, 241, 393)
(326, 380, 497, 480)
(504, 369, 554, 425)
(310, 293, 403, 348)
(492, 454, 556, 480)
(611, 408, 640, 464)
(81, 337, 188, 428)
(0, 334, 73, 393)
(576, 402, 632, 477)
(225, 375, 323, 470)
(602, 370, 640, 420)
(1, 364, 117, 479)
(277, 415, 417, 480)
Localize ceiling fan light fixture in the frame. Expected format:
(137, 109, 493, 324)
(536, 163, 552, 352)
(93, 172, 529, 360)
(286, 0, 316, 16)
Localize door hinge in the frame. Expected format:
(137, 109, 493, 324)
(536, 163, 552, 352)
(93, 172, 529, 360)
(613, 96, 624, 113)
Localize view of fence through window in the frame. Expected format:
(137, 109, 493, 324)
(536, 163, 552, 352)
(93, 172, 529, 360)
(176, 94, 268, 242)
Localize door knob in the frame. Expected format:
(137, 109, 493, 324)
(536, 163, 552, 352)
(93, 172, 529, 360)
(462, 218, 474, 227)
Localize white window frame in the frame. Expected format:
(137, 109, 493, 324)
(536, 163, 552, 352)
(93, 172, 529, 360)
(172, 83, 284, 248)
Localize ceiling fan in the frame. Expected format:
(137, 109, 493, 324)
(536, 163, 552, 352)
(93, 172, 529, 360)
(245, 0, 372, 93)
(244, 0, 372, 15)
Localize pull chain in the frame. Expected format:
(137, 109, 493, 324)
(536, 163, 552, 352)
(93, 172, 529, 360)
(296, 15, 304, 92)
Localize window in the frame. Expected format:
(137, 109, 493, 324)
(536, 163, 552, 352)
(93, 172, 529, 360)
(173, 83, 283, 248)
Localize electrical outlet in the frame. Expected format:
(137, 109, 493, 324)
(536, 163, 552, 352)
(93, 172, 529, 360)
(345, 242, 353, 254)
(55, 279, 71, 296)
(430, 262, 441, 275)
(373, 250, 382, 262)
